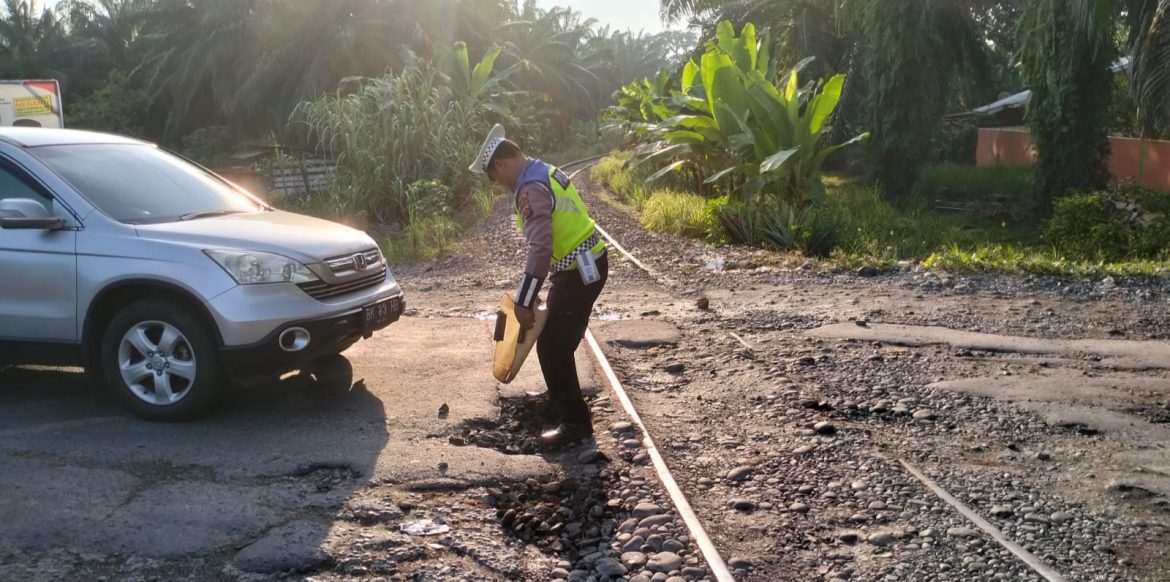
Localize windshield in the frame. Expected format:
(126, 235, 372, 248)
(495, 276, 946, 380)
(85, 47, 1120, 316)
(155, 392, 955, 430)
(32, 143, 263, 224)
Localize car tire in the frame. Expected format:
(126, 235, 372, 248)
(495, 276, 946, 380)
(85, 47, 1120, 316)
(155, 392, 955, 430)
(101, 298, 222, 421)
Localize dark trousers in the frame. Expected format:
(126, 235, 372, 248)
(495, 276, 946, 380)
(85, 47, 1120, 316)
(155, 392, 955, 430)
(537, 251, 609, 426)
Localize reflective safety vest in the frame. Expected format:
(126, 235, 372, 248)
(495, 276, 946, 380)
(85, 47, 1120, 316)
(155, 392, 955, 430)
(514, 159, 604, 271)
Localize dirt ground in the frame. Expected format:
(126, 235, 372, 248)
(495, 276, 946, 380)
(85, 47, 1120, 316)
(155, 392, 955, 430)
(401, 166, 1170, 581)
(3, 163, 1170, 581)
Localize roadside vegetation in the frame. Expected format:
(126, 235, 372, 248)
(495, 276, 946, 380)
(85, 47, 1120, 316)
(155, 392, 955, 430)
(13, 0, 1170, 270)
(6, 0, 692, 259)
(588, 2, 1170, 278)
(596, 152, 1170, 277)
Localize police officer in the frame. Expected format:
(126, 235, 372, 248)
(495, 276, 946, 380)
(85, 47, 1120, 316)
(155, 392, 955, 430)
(471, 125, 608, 445)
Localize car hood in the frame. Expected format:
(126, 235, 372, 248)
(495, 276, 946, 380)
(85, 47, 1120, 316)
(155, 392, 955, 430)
(135, 210, 376, 263)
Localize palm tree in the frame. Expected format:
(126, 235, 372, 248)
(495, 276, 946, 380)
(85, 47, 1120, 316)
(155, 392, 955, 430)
(858, 0, 1005, 196)
(59, 0, 147, 70)
(0, 0, 68, 80)
(490, 4, 606, 139)
(231, 0, 402, 134)
(582, 29, 658, 101)
(1125, 0, 1170, 136)
(55, 0, 149, 97)
(133, 0, 258, 139)
(103, 0, 681, 148)
(1018, 0, 1119, 202)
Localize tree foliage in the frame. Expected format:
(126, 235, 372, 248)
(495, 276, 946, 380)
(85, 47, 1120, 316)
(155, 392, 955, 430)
(1018, 0, 1117, 205)
(659, 1, 1015, 197)
(292, 46, 513, 224)
(0, 0, 691, 150)
(612, 22, 866, 207)
(66, 68, 148, 135)
(858, 0, 1003, 198)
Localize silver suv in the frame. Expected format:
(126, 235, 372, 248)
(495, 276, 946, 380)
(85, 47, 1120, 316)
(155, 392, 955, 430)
(0, 128, 404, 421)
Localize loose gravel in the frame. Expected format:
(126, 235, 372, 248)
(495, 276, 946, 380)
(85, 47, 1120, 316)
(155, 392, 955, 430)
(374, 164, 1170, 581)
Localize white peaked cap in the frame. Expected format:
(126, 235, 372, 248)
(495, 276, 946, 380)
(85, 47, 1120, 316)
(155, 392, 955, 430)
(469, 123, 507, 174)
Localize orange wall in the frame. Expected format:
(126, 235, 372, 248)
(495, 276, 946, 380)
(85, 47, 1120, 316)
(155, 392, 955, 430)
(975, 128, 1170, 191)
(975, 128, 1035, 168)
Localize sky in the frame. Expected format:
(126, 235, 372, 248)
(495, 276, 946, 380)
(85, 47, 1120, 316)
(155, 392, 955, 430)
(536, 0, 677, 34)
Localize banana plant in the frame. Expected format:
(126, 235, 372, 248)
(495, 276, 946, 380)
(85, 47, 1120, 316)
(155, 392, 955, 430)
(603, 68, 678, 142)
(631, 21, 868, 207)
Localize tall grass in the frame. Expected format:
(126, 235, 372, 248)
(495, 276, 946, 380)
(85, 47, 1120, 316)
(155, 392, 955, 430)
(293, 64, 480, 226)
(641, 190, 718, 239)
(472, 188, 496, 218)
(593, 154, 654, 209)
(383, 216, 462, 261)
(827, 179, 1039, 265)
(910, 163, 1035, 214)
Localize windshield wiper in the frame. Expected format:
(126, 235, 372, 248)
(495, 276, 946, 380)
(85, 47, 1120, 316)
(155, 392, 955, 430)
(179, 210, 246, 221)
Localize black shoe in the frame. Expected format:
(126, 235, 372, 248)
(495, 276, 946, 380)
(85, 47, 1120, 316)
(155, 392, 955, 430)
(540, 423, 594, 448)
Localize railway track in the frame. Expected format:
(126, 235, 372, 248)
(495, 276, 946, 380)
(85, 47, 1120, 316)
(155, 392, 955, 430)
(562, 155, 1070, 582)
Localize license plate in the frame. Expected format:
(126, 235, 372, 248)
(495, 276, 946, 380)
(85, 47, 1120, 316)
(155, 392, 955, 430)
(363, 297, 400, 332)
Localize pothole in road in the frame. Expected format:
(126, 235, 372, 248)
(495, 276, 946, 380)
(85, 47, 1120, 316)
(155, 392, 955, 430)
(447, 396, 576, 456)
(443, 394, 634, 567)
(289, 463, 361, 492)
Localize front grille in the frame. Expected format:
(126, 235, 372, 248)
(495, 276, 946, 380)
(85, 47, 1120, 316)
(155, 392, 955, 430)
(324, 248, 383, 275)
(298, 265, 387, 300)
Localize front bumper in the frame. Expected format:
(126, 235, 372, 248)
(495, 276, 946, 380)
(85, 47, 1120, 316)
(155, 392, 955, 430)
(206, 271, 403, 346)
(219, 293, 404, 380)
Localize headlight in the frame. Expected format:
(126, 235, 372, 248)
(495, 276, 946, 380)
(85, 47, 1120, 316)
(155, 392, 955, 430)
(204, 250, 320, 285)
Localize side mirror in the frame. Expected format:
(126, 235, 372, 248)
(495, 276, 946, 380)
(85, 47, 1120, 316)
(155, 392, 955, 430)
(0, 198, 66, 230)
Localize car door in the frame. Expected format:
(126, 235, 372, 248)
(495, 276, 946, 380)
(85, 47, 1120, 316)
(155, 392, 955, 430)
(0, 157, 78, 343)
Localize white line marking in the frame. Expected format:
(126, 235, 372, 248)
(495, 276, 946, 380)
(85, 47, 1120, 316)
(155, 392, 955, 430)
(897, 457, 1069, 582)
(585, 329, 736, 582)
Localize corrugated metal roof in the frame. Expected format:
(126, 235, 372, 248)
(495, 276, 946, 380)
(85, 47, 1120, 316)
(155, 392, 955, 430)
(954, 57, 1132, 118)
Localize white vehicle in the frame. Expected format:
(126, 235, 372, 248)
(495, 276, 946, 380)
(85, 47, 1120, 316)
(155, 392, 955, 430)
(0, 80, 64, 129)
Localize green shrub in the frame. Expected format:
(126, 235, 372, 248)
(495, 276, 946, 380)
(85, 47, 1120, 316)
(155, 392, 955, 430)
(180, 126, 235, 167)
(911, 164, 1035, 216)
(828, 182, 949, 259)
(378, 180, 463, 260)
(714, 200, 766, 247)
(641, 189, 718, 239)
(710, 198, 841, 256)
(1044, 187, 1170, 261)
(757, 203, 841, 257)
(703, 197, 732, 244)
(405, 179, 455, 220)
(69, 71, 152, 139)
(384, 215, 462, 261)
